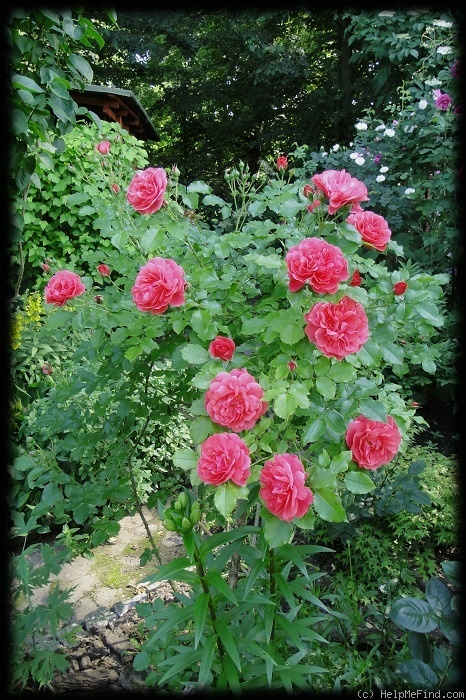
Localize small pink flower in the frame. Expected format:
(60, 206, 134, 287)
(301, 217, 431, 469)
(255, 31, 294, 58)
(197, 433, 251, 486)
(96, 140, 111, 155)
(127, 167, 167, 215)
(132, 257, 186, 314)
(346, 414, 402, 470)
(349, 270, 362, 286)
(205, 368, 268, 433)
(288, 360, 297, 371)
(41, 364, 52, 375)
(41, 262, 50, 272)
(44, 270, 86, 306)
(276, 155, 288, 170)
(311, 169, 369, 215)
(208, 336, 236, 361)
(347, 210, 392, 252)
(259, 454, 314, 522)
(286, 238, 349, 293)
(303, 184, 315, 198)
(97, 264, 111, 277)
(393, 281, 408, 295)
(304, 296, 369, 360)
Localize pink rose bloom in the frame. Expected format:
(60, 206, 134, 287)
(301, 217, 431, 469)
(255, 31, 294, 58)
(286, 237, 349, 293)
(276, 155, 288, 170)
(132, 257, 186, 314)
(197, 433, 251, 486)
(259, 454, 314, 522)
(97, 264, 111, 276)
(209, 336, 236, 361)
(345, 414, 402, 470)
(127, 167, 167, 214)
(311, 169, 369, 215)
(346, 210, 392, 252)
(96, 140, 111, 155)
(435, 92, 453, 111)
(205, 368, 268, 432)
(44, 270, 86, 306)
(304, 295, 369, 360)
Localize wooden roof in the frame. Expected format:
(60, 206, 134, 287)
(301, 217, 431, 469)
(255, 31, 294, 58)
(70, 84, 159, 142)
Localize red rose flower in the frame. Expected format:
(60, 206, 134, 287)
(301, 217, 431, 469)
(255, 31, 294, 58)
(350, 270, 362, 286)
(208, 336, 236, 361)
(276, 155, 288, 170)
(96, 140, 111, 155)
(393, 281, 408, 295)
(288, 360, 297, 371)
(197, 433, 251, 486)
(304, 296, 369, 360)
(127, 167, 167, 215)
(97, 264, 111, 276)
(347, 210, 392, 252)
(205, 368, 268, 432)
(345, 414, 402, 470)
(311, 169, 369, 215)
(44, 270, 86, 306)
(131, 257, 186, 314)
(259, 454, 314, 522)
(286, 237, 349, 294)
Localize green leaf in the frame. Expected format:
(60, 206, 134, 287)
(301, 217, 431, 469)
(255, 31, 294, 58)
(140, 227, 163, 253)
(328, 362, 355, 382)
(141, 557, 193, 587)
(205, 571, 238, 605)
(187, 180, 211, 194)
(214, 482, 243, 517)
(324, 410, 346, 435)
(441, 561, 462, 589)
(425, 578, 452, 617)
(190, 416, 214, 444)
(357, 339, 381, 366)
(172, 448, 198, 471)
(273, 392, 298, 420)
(157, 647, 203, 685)
(303, 416, 326, 444)
(315, 376, 336, 400)
(381, 341, 404, 366)
(397, 660, 438, 688)
(313, 489, 347, 522)
(67, 53, 94, 82)
(389, 598, 439, 633)
(12, 74, 44, 93)
(198, 526, 260, 559)
(214, 619, 242, 671)
(194, 592, 210, 649)
(198, 634, 217, 685)
(181, 343, 210, 365)
(133, 649, 151, 672)
(344, 470, 376, 494)
(359, 399, 387, 422)
(416, 301, 444, 327)
(262, 511, 294, 547)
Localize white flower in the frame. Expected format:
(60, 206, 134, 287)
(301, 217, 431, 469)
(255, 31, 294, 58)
(332, 144, 340, 152)
(384, 128, 396, 137)
(350, 152, 359, 160)
(404, 188, 415, 195)
(425, 78, 442, 87)
(404, 125, 415, 133)
(418, 99, 428, 110)
(376, 175, 386, 182)
(322, 152, 327, 157)
(355, 157, 365, 166)
(437, 46, 453, 55)
(378, 10, 395, 17)
(355, 122, 368, 131)
(433, 19, 453, 28)
(380, 166, 389, 173)
(375, 124, 386, 131)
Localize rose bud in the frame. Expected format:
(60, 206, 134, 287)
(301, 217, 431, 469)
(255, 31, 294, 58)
(393, 281, 408, 295)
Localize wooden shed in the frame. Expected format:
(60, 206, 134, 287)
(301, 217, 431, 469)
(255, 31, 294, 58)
(70, 84, 159, 142)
